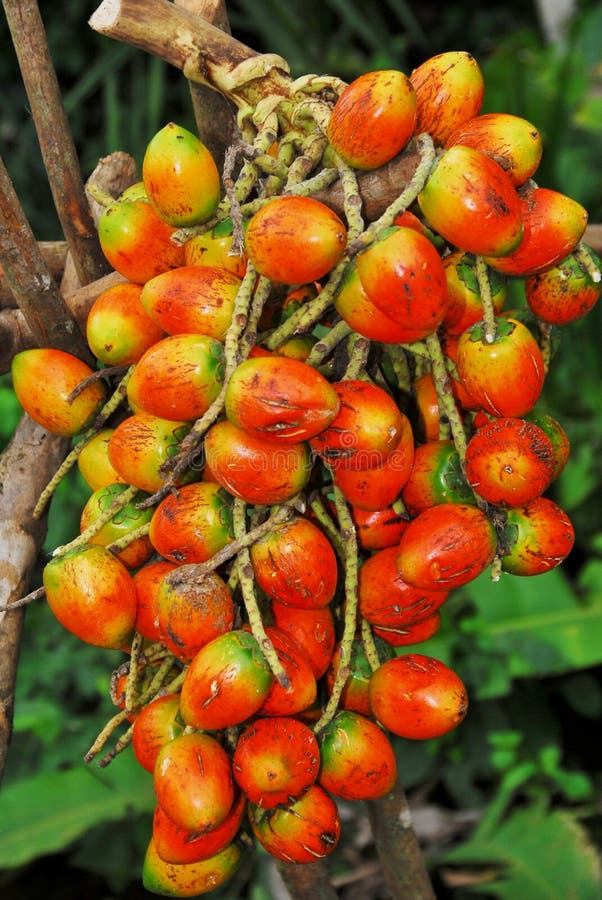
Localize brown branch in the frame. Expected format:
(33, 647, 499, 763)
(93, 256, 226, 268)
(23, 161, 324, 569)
(2, 0, 109, 286)
(0, 414, 69, 787)
(367, 779, 437, 900)
(0, 242, 67, 309)
(275, 860, 339, 900)
(174, 0, 238, 173)
(0, 153, 92, 361)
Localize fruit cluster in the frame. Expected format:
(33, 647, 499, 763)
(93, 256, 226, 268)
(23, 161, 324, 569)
(11, 51, 600, 897)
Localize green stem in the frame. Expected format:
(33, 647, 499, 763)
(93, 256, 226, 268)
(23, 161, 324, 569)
(313, 485, 359, 733)
(305, 319, 353, 368)
(106, 521, 152, 555)
(51, 484, 139, 557)
(334, 153, 364, 240)
(574, 242, 602, 283)
(307, 491, 345, 559)
(425, 332, 468, 466)
(475, 256, 497, 343)
(360, 618, 381, 673)
(343, 332, 370, 380)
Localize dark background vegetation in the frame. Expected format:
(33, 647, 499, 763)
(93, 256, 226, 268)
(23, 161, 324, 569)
(0, 1, 601, 898)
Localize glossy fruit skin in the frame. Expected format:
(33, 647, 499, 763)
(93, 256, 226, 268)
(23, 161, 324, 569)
(441, 251, 508, 336)
(355, 226, 448, 339)
(456, 317, 546, 417)
(359, 545, 450, 628)
(244, 195, 347, 284)
(417, 145, 523, 257)
(77, 428, 127, 491)
(42, 544, 137, 649)
(154, 732, 235, 834)
(396, 503, 497, 590)
(152, 792, 246, 865)
(373, 610, 441, 647)
(149, 481, 234, 564)
(179, 630, 274, 730)
(465, 416, 556, 507)
(327, 69, 417, 169)
(250, 515, 338, 609)
(224, 355, 340, 443)
(444, 112, 543, 186)
(369, 654, 468, 740)
(184, 218, 248, 278)
(156, 566, 235, 662)
(402, 439, 475, 516)
(485, 185, 588, 277)
(204, 419, 311, 505)
(86, 281, 166, 365)
(248, 783, 341, 864)
(108, 413, 192, 493)
(523, 410, 571, 481)
(127, 333, 225, 422)
(257, 626, 317, 717)
(142, 122, 221, 227)
(325, 639, 384, 717)
(310, 379, 405, 470)
(352, 504, 409, 551)
(133, 559, 177, 642)
(11, 348, 106, 437)
(413, 372, 444, 441)
(232, 716, 320, 808)
(333, 414, 414, 511)
(318, 710, 398, 801)
(131, 693, 184, 774)
(140, 264, 241, 341)
(525, 246, 601, 325)
(271, 601, 336, 679)
(79, 482, 154, 569)
(142, 836, 242, 897)
(333, 260, 414, 343)
(410, 51, 485, 145)
(97, 193, 185, 284)
(501, 496, 575, 576)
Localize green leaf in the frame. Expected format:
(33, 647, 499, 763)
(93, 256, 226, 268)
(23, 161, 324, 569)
(0, 752, 154, 868)
(440, 807, 602, 899)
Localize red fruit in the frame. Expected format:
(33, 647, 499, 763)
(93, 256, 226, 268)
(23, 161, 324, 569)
(359, 545, 450, 627)
(142, 837, 242, 897)
(327, 69, 416, 169)
(333, 414, 414, 511)
(355, 226, 448, 338)
(465, 416, 556, 507)
(108, 413, 192, 493)
(257, 627, 317, 717)
(410, 50, 485, 145)
(334, 261, 416, 343)
(525, 246, 601, 325)
(523, 410, 571, 481)
(133, 559, 177, 642)
(156, 566, 235, 662)
(318, 710, 397, 800)
(413, 372, 444, 442)
(372, 610, 441, 647)
(42, 545, 137, 650)
(179, 630, 274, 730)
(501, 497, 575, 576)
(152, 793, 246, 865)
(485, 185, 588, 277)
(369, 654, 468, 739)
(131, 693, 184, 773)
(142, 122, 221, 227)
(248, 783, 341, 864)
(310, 379, 405, 470)
(417, 145, 523, 257)
(396, 503, 497, 590)
(245, 196, 347, 284)
(184, 218, 247, 278)
(140, 264, 241, 341)
(11, 348, 106, 437)
(444, 112, 543, 186)
(224, 355, 340, 443)
(325, 639, 382, 717)
(441, 250, 508, 336)
(203, 419, 311, 505)
(86, 281, 166, 365)
(250, 515, 338, 609)
(127, 333, 225, 422)
(149, 481, 234, 565)
(402, 439, 475, 517)
(351, 504, 410, 551)
(455, 316, 546, 417)
(271, 601, 336, 679)
(232, 717, 320, 808)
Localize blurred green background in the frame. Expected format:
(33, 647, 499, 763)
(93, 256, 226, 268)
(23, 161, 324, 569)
(0, 1, 601, 898)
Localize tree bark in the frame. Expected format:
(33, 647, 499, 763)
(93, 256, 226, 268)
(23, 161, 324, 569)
(0, 415, 69, 786)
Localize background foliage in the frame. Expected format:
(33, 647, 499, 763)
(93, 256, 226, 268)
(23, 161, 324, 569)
(0, 1, 601, 897)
